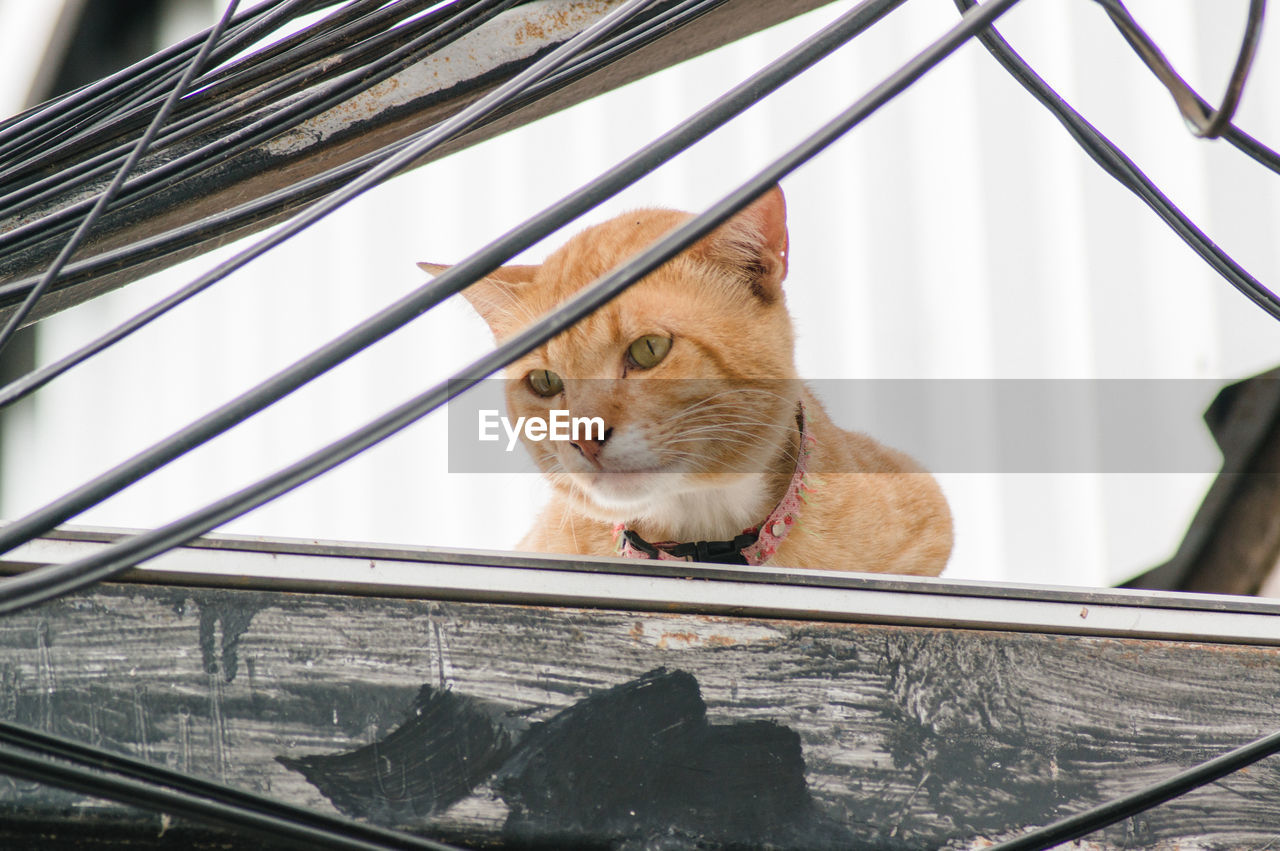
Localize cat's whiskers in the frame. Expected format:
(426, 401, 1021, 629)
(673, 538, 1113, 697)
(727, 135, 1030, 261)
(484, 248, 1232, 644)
(664, 410, 800, 449)
(669, 414, 796, 435)
(668, 420, 798, 444)
(666, 433, 799, 470)
(556, 501, 580, 550)
(659, 414, 791, 440)
(667, 428, 794, 452)
(656, 404, 802, 469)
(654, 449, 714, 473)
(678, 387, 797, 410)
(665, 389, 798, 421)
(655, 389, 795, 426)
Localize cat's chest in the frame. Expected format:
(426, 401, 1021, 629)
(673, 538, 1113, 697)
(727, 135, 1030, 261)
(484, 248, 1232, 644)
(632, 474, 774, 542)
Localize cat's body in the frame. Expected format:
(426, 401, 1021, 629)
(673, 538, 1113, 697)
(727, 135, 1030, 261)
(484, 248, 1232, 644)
(423, 187, 951, 576)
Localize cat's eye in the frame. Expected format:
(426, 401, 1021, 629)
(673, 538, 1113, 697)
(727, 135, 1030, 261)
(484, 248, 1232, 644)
(627, 335, 672, 370)
(527, 369, 563, 397)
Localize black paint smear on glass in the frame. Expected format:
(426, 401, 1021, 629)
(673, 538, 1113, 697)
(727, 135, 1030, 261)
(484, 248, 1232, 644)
(276, 685, 515, 821)
(280, 667, 860, 849)
(191, 592, 269, 682)
(494, 667, 818, 845)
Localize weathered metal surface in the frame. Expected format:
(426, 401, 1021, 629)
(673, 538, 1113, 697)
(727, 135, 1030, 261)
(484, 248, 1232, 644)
(0, 532, 1279, 847)
(0, 0, 836, 326)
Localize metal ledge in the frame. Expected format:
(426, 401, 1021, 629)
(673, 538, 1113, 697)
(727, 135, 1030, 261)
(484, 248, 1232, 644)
(6, 526, 1280, 646)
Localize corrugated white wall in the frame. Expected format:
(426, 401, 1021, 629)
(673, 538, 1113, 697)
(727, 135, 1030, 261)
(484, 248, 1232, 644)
(3, 0, 1279, 586)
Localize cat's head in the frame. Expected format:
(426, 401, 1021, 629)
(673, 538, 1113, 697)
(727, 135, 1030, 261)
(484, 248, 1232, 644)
(422, 186, 802, 522)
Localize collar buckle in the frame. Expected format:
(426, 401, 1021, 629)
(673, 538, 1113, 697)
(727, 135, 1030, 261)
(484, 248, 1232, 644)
(624, 530, 759, 564)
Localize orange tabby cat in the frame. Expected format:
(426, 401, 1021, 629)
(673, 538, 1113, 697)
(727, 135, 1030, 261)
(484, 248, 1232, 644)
(421, 187, 951, 575)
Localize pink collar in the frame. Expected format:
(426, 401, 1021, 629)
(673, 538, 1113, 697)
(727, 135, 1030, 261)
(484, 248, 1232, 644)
(611, 403, 815, 566)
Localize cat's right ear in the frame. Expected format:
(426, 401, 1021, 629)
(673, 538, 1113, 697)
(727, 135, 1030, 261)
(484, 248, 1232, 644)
(696, 185, 790, 305)
(417, 261, 538, 335)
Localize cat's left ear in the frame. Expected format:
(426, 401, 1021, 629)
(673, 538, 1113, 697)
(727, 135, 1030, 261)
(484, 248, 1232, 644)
(698, 184, 789, 303)
(418, 261, 539, 336)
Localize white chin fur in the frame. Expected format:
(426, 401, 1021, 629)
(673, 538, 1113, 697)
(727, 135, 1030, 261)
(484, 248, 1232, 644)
(556, 426, 775, 539)
(576, 471, 771, 541)
(572, 470, 682, 512)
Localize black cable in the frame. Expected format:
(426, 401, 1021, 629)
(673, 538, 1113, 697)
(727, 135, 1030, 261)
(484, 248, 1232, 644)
(988, 728, 1280, 850)
(0, 1, 342, 147)
(0, 0, 241, 360)
(471, 0, 738, 129)
(529, 0, 726, 90)
(954, 0, 1280, 322)
(1223, 122, 1280, 176)
(1088, 0, 1280, 174)
(0, 0, 665, 546)
(1093, 0, 1264, 140)
(0, 144, 391, 315)
(2, 0, 711, 248)
(0, 1, 407, 177)
(0, 0, 705, 248)
(0, 755, 446, 850)
(0, 0, 907, 554)
(0, 0, 1022, 614)
(104, 0, 407, 134)
(0, 0, 468, 217)
(0, 720, 462, 851)
(0, 0, 521, 257)
(0, 0, 734, 318)
(0, 0, 713, 316)
(0, 0, 312, 165)
(162, 0, 443, 126)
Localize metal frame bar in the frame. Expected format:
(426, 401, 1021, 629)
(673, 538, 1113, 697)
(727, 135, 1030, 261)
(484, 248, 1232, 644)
(8, 527, 1280, 647)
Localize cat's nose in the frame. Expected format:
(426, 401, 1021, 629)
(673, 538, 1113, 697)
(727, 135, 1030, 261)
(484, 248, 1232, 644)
(570, 427, 613, 465)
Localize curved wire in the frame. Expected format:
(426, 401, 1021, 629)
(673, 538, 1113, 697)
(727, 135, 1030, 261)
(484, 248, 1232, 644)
(1093, 0, 1265, 139)
(1088, 0, 1280, 173)
(0, 720, 463, 851)
(954, 0, 1280, 321)
(0, 0, 241, 359)
(0, 0, 906, 553)
(0, 0, 1023, 615)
